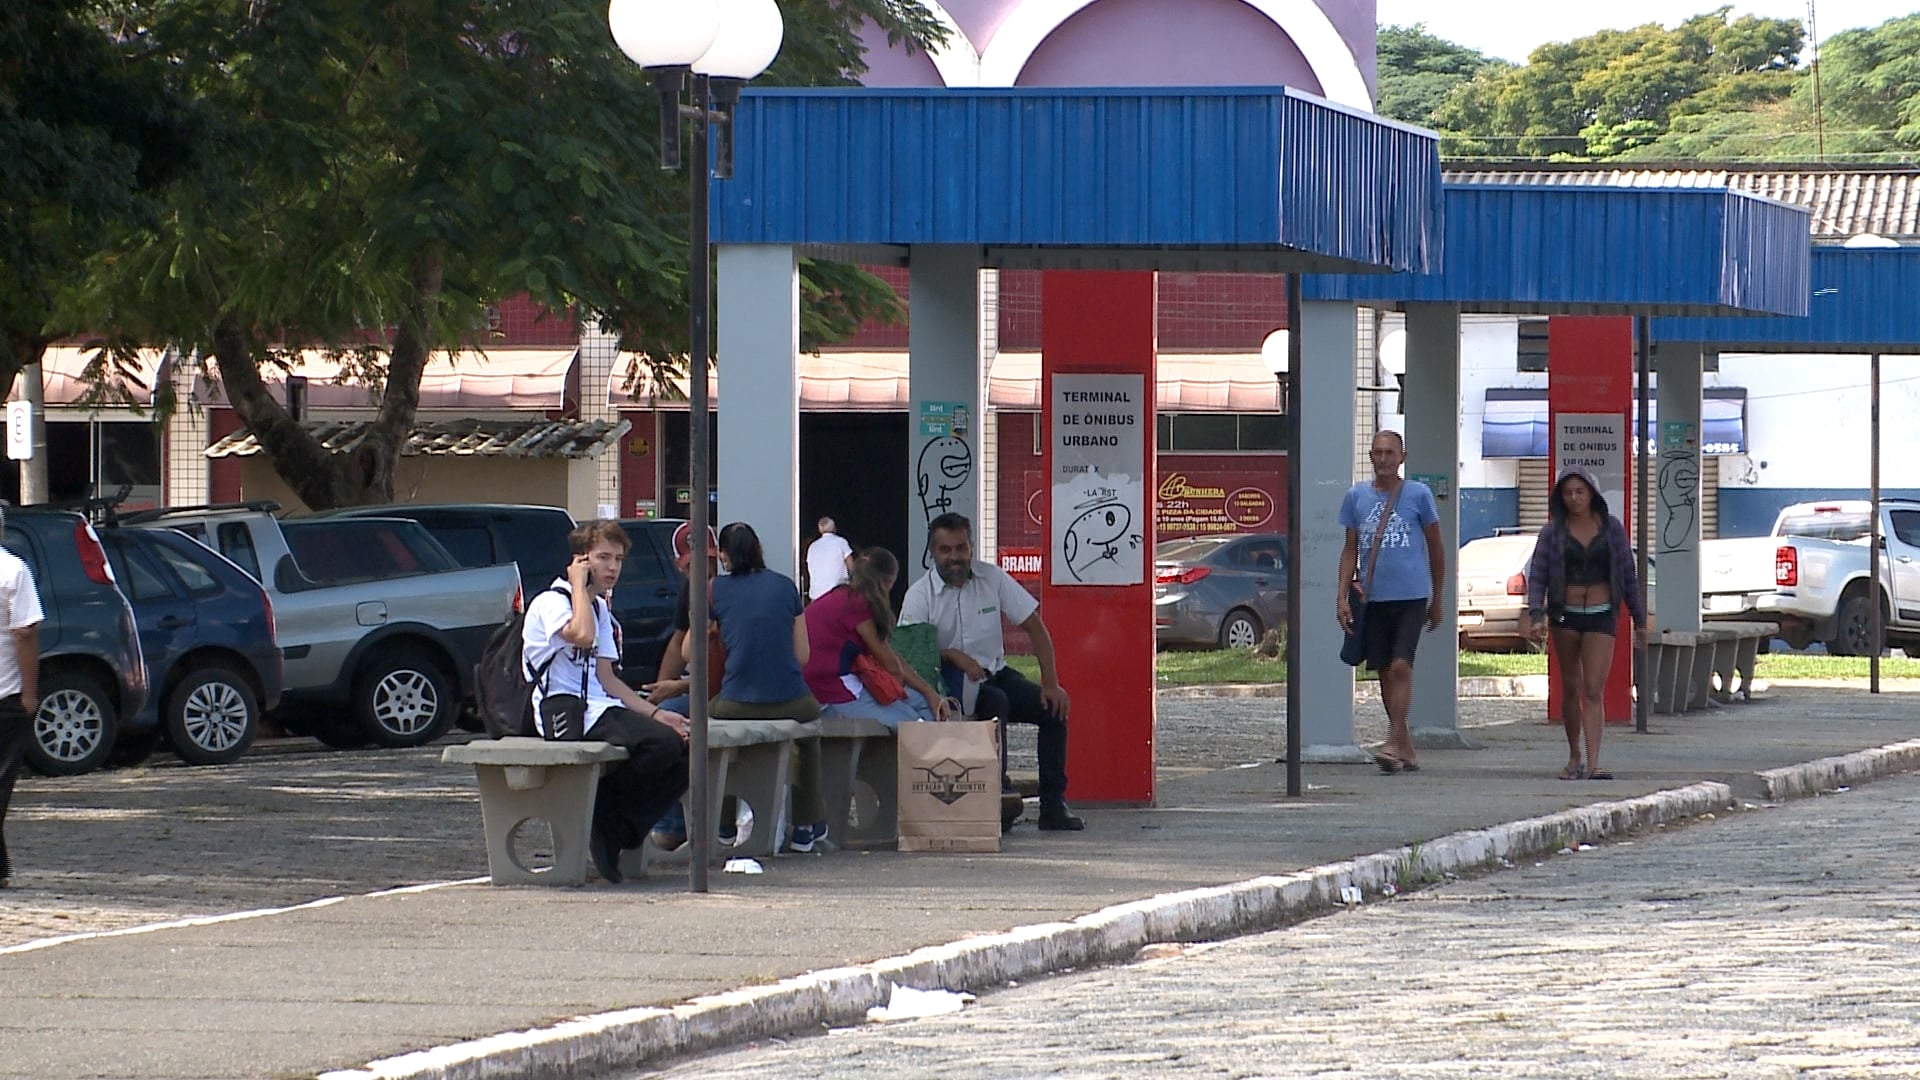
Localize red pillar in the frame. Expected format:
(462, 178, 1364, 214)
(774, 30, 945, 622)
(1040, 271, 1157, 806)
(1546, 317, 1634, 724)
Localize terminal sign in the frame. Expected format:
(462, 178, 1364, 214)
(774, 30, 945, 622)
(1049, 374, 1145, 586)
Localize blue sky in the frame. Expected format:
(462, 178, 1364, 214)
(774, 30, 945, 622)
(1375, 1, 1907, 63)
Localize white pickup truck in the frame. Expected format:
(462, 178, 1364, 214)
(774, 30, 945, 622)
(1737, 500, 1920, 656)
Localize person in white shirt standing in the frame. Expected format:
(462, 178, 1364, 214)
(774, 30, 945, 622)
(899, 512, 1083, 833)
(805, 516, 853, 601)
(0, 506, 44, 890)
(522, 520, 690, 884)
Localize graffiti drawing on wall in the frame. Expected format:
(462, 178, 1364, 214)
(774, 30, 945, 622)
(916, 435, 973, 567)
(1061, 496, 1142, 583)
(1657, 448, 1699, 553)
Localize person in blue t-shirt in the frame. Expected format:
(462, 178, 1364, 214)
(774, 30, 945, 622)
(1336, 429, 1447, 774)
(654, 521, 826, 852)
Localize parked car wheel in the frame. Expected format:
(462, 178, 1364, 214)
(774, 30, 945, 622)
(167, 666, 260, 766)
(1827, 589, 1876, 656)
(29, 670, 118, 776)
(1218, 608, 1263, 650)
(356, 649, 455, 748)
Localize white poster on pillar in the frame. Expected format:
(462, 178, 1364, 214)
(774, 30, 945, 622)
(1050, 374, 1146, 586)
(1554, 412, 1627, 516)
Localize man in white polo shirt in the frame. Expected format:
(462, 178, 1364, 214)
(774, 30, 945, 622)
(0, 505, 44, 889)
(899, 512, 1082, 833)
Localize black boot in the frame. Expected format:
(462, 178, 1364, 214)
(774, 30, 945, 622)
(1037, 801, 1085, 831)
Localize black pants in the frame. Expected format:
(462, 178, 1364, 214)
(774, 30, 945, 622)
(971, 667, 1069, 804)
(0, 694, 27, 876)
(586, 707, 690, 853)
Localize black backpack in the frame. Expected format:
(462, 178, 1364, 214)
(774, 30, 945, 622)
(473, 587, 567, 739)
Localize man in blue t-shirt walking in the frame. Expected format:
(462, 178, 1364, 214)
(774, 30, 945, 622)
(1336, 430, 1447, 773)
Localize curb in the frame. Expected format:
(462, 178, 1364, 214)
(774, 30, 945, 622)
(322, 777, 1765, 1080)
(1753, 738, 1920, 801)
(1162, 674, 1548, 700)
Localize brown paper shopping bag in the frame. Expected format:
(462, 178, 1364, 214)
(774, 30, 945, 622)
(896, 720, 1001, 853)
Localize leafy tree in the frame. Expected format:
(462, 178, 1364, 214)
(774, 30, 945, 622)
(0, 1, 193, 402)
(1431, 7, 1804, 160)
(74, 0, 946, 509)
(1794, 13, 1920, 161)
(1374, 24, 1510, 127)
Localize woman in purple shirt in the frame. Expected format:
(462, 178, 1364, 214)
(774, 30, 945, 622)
(1523, 466, 1648, 782)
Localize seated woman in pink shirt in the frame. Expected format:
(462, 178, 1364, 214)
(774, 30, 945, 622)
(803, 547, 949, 727)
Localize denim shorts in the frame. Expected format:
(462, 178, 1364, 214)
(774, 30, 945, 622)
(1552, 606, 1616, 636)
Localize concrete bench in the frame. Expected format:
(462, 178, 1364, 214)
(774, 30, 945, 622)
(817, 715, 899, 850)
(633, 718, 820, 871)
(1644, 621, 1775, 715)
(442, 738, 629, 887)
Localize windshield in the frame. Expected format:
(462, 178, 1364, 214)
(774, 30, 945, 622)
(1777, 513, 1873, 542)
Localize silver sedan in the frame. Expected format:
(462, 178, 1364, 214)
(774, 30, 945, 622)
(1154, 534, 1289, 649)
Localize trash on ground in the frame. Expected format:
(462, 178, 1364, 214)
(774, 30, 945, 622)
(1339, 885, 1363, 905)
(867, 984, 975, 1022)
(722, 858, 763, 875)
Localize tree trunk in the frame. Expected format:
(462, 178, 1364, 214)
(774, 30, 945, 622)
(212, 248, 445, 510)
(3, 332, 50, 504)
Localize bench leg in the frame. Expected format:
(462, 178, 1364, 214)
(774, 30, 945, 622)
(473, 763, 602, 887)
(1734, 636, 1762, 701)
(722, 741, 794, 860)
(1711, 640, 1739, 704)
(1688, 647, 1718, 711)
(822, 736, 899, 850)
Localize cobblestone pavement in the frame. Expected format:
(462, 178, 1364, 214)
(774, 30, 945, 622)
(0, 693, 1535, 949)
(651, 775, 1920, 1079)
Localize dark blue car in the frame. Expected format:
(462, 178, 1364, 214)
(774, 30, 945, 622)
(4, 509, 147, 775)
(96, 527, 282, 766)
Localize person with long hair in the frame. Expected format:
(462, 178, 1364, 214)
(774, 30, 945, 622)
(665, 521, 827, 851)
(1523, 466, 1649, 782)
(804, 547, 950, 726)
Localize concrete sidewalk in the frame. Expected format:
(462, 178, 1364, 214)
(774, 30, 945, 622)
(2, 686, 1917, 1080)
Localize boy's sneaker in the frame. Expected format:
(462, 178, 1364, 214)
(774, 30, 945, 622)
(649, 804, 688, 853)
(787, 821, 829, 853)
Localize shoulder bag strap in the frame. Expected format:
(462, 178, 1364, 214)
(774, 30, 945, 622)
(1359, 480, 1404, 597)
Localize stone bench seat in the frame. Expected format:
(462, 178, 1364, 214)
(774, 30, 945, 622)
(442, 738, 630, 886)
(816, 716, 900, 850)
(1644, 621, 1775, 715)
(634, 718, 820, 872)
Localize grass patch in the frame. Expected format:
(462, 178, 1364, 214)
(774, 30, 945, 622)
(1003, 648, 1920, 685)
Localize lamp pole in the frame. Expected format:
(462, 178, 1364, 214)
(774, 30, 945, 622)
(611, 0, 784, 894)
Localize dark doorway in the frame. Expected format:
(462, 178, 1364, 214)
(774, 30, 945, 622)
(800, 412, 909, 602)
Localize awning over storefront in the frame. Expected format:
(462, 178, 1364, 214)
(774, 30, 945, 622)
(19, 345, 171, 407)
(609, 351, 1284, 413)
(204, 348, 577, 411)
(1482, 387, 1747, 458)
(205, 416, 627, 460)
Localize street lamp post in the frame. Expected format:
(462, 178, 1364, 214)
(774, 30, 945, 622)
(610, 0, 784, 893)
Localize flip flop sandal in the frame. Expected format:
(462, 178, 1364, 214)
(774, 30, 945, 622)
(1373, 752, 1404, 775)
(1558, 765, 1586, 781)
(1587, 770, 1616, 781)
(1400, 761, 1421, 772)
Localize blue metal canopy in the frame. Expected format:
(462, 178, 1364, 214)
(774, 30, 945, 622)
(1653, 247, 1920, 352)
(1300, 184, 1812, 316)
(711, 87, 1443, 274)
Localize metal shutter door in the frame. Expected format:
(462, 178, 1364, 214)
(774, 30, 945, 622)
(1518, 458, 1551, 530)
(1701, 456, 1720, 540)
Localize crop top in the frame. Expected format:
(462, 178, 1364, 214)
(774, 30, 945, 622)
(1563, 530, 1611, 587)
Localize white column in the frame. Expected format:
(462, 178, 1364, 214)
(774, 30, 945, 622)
(1402, 303, 1471, 749)
(1654, 342, 1705, 633)
(1297, 300, 1366, 762)
(165, 351, 209, 506)
(906, 246, 983, 572)
(716, 244, 801, 579)
(577, 322, 622, 518)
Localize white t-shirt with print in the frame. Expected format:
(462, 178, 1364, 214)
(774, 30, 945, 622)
(0, 548, 44, 698)
(520, 580, 621, 736)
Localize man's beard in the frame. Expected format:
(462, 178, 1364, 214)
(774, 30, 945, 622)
(939, 560, 970, 585)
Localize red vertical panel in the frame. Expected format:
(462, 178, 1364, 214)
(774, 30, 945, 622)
(208, 408, 244, 504)
(618, 410, 658, 517)
(1545, 317, 1634, 724)
(1040, 271, 1157, 806)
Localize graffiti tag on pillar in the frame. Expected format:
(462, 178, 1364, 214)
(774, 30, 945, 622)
(1657, 447, 1699, 554)
(916, 434, 973, 568)
(1061, 496, 1141, 582)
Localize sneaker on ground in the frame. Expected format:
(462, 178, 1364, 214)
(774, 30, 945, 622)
(787, 820, 829, 853)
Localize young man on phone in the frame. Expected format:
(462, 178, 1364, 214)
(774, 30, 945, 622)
(522, 520, 691, 884)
